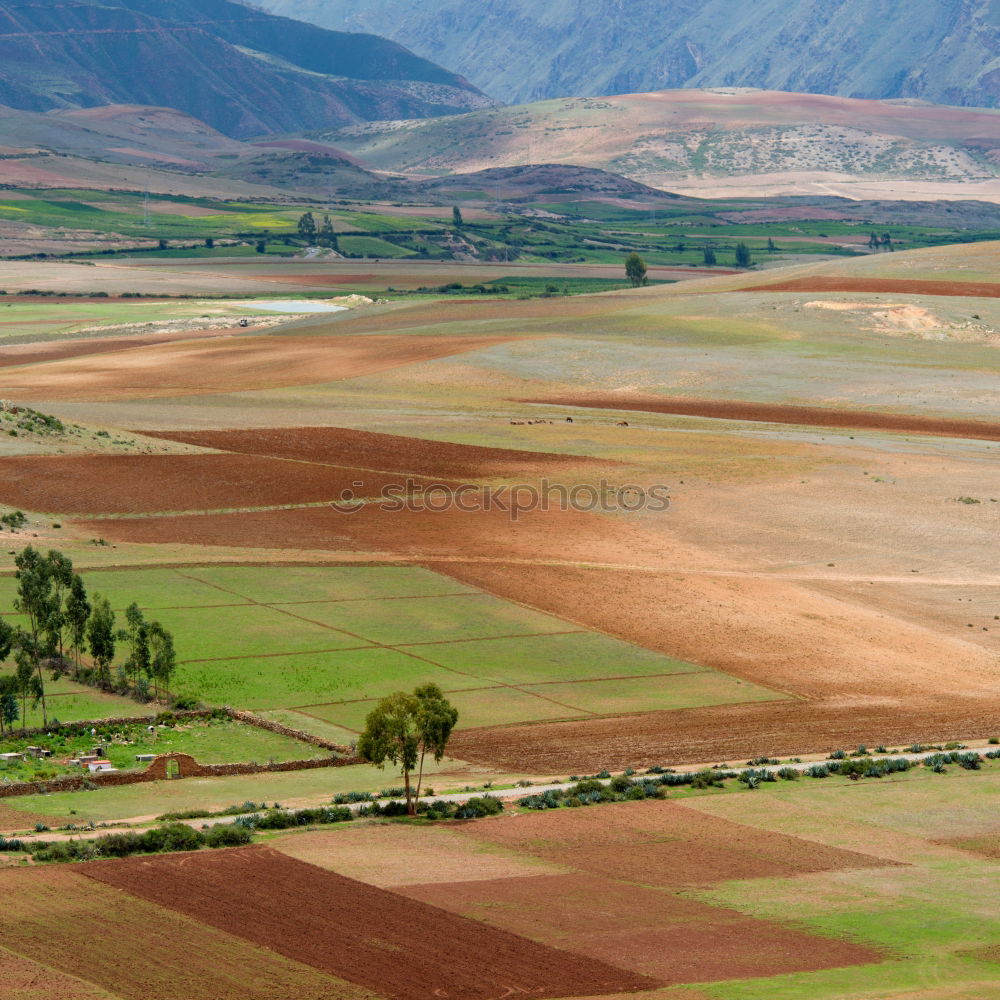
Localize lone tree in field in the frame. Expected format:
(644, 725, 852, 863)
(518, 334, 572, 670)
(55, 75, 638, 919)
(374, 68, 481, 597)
(702, 245, 717, 266)
(734, 242, 753, 268)
(625, 252, 647, 287)
(358, 683, 459, 816)
(452, 205, 464, 228)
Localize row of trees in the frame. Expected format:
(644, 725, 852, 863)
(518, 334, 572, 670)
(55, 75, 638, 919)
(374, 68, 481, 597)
(0, 547, 177, 733)
(626, 241, 754, 283)
(296, 212, 340, 250)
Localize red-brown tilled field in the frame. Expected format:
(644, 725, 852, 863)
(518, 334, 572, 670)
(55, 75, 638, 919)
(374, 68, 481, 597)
(445, 799, 893, 887)
(0, 453, 448, 514)
(736, 276, 1000, 297)
(82, 846, 658, 1000)
(401, 873, 882, 986)
(139, 426, 611, 480)
(523, 394, 1000, 442)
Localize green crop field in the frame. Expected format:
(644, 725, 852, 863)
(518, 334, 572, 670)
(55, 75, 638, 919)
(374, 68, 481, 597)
(686, 766, 1000, 1000)
(0, 717, 321, 781)
(0, 564, 782, 732)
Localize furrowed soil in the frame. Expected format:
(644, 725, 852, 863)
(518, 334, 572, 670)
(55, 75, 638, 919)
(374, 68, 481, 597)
(401, 873, 882, 986)
(83, 845, 657, 1000)
(446, 697, 1000, 773)
(0, 947, 122, 1000)
(0, 865, 366, 1000)
(523, 395, 1000, 442)
(448, 799, 894, 887)
(0, 453, 444, 514)
(738, 276, 1000, 297)
(138, 426, 611, 480)
(0, 333, 518, 400)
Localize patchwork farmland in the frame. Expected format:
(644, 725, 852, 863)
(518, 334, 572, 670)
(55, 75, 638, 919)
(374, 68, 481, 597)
(0, 235, 998, 999)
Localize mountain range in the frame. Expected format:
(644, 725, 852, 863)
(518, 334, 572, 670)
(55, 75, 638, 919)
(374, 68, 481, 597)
(261, 0, 1000, 109)
(0, 0, 490, 138)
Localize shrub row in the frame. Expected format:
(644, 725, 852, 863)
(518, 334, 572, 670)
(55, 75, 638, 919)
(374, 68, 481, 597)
(521, 749, 993, 808)
(234, 805, 354, 831)
(19, 821, 253, 863)
(358, 795, 503, 821)
(515, 772, 736, 810)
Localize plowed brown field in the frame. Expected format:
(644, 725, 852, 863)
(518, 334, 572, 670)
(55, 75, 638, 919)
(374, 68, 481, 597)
(0, 453, 442, 514)
(448, 696, 1000, 773)
(83, 846, 658, 1000)
(401, 873, 881, 986)
(737, 276, 1000, 297)
(139, 425, 610, 480)
(449, 799, 892, 886)
(521, 395, 1000, 442)
(0, 333, 517, 400)
(0, 947, 120, 1000)
(0, 865, 360, 1000)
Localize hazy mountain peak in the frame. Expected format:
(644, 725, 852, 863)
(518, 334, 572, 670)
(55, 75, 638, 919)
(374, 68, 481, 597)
(258, 0, 1000, 109)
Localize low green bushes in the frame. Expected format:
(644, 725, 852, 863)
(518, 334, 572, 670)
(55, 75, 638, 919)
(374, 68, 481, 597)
(25, 821, 254, 863)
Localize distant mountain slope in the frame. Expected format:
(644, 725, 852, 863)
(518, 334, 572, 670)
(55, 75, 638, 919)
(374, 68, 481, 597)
(326, 88, 1000, 196)
(0, 0, 490, 138)
(261, 0, 1000, 109)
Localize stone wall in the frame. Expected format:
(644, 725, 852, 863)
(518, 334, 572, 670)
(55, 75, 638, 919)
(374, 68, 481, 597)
(0, 750, 362, 799)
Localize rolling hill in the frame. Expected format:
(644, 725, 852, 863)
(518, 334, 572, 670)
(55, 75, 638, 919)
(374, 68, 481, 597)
(325, 88, 1000, 200)
(0, 0, 491, 138)
(260, 0, 1000, 109)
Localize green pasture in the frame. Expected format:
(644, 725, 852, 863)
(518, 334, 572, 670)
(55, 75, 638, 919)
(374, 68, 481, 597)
(0, 563, 781, 729)
(0, 718, 321, 781)
(305, 683, 585, 731)
(337, 235, 417, 258)
(295, 592, 572, 645)
(523, 672, 780, 714)
(183, 564, 476, 603)
(688, 767, 1000, 1000)
(0, 189, 300, 239)
(179, 647, 459, 710)
(0, 298, 288, 340)
(413, 632, 699, 683)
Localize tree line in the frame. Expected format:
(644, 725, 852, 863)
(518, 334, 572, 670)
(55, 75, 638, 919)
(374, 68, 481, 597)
(296, 211, 339, 250)
(0, 547, 177, 734)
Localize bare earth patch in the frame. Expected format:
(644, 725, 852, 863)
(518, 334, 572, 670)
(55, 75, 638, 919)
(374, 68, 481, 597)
(270, 823, 568, 887)
(0, 865, 362, 1000)
(0, 334, 520, 401)
(401, 873, 882, 986)
(138, 425, 612, 480)
(0, 452, 450, 514)
(83, 845, 657, 1000)
(520, 394, 1000, 442)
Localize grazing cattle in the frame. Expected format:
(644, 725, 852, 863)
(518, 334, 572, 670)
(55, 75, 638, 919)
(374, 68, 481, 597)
(565, 417, 574, 423)
(617, 420, 629, 427)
